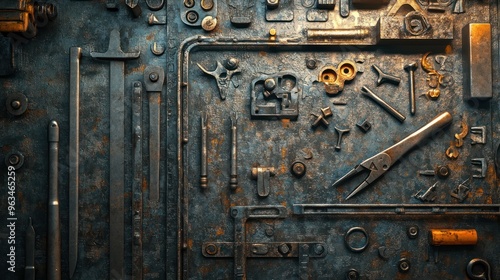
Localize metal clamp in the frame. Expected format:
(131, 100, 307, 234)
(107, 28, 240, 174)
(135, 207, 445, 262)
(251, 166, 276, 197)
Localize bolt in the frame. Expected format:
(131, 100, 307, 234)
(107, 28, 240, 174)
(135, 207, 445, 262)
(264, 78, 276, 91)
(278, 243, 290, 255)
(186, 10, 198, 23)
(306, 59, 317, 70)
(205, 243, 218, 255)
(265, 228, 274, 237)
(436, 165, 450, 178)
(226, 58, 239, 70)
(184, 0, 194, 8)
(10, 100, 21, 110)
(267, 0, 279, 8)
(8, 154, 20, 166)
(201, 16, 217, 32)
(404, 62, 418, 115)
(334, 127, 350, 151)
(291, 161, 307, 178)
(407, 226, 419, 239)
(314, 244, 324, 255)
(346, 269, 359, 280)
(149, 72, 159, 82)
(398, 258, 410, 273)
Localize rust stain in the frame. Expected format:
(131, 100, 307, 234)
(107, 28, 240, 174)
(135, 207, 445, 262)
(280, 201, 287, 207)
(130, 64, 146, 73)
(215, 227, 224, 236)
(102, 135, 109, 144)
(259, 51, 267, 57)
(187, 239, 194, 250)
(485, 196, 492, 204)
(280, 147, 287, 173)
(475, 187, 484, 196)
(142, 177, 148, 192)
(146, 33, 154, 41)
(444, 45, 453, 54)
(220, 191, 230, 211)
(281, 119, 290, 128)
(199, 265, 212, 276)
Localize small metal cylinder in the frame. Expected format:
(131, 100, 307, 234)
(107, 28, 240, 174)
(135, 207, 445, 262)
(429, 229, 478, 246)
(361, 86, 406, 123)
(200, 113, 208, 188)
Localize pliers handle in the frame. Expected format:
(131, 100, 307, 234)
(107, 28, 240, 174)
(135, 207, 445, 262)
(332, 112, 453, 200)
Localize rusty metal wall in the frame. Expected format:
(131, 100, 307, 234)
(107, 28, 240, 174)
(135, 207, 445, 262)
(0, 0, 499, 279)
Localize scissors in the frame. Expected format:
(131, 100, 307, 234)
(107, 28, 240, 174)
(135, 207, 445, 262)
(467, 258, 492, 280)
(332, 112, 452, 200)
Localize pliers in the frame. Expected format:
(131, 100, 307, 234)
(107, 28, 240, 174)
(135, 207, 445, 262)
(332, 112, 453, 200)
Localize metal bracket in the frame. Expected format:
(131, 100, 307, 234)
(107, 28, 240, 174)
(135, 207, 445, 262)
(471, 158, 487, 179)
(251, 72, 300, 120)
(450, 178, 471, 202)
(251, 166, 276, 197)
(471, 126, 486, 145)
(413, 182, 437, 202)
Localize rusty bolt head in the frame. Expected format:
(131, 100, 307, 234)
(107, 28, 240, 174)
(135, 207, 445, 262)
(226, 58, 239, 70)
(346, 269, 360, 280)
(186, 10, 198, 23)
(201, 16, 217, 32)
(264, 78, 276, 91)
(306, 59, 317, 70)
(321, 107, 333, 118)
(407, 226, 419, 239)
(398, 258, 411, 273)
(149, 72, 159, 82)
(314, 244, 324, 255)
(8, 154, 20, 166)
(436, 165, 450, 178)
(291, 161, 307, 178)
(205, 243, 218, 255)
(278, 243, 290, 255)
(267, 0, 279, 8)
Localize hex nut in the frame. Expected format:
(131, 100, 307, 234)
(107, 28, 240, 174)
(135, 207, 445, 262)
(278, 243, 290, 255)
(436, 165, 450, 178)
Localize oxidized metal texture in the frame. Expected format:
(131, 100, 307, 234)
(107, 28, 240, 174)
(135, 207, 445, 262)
(0, 1, 499, 279)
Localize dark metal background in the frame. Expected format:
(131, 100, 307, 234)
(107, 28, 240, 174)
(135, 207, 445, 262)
(0, 0, 499, 279)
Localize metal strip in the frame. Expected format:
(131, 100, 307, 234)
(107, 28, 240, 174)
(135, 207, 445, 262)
(109, 60, 125, 279)
(69, 46, 81, 279)
(48, 121, 61, 280)
(293, 204, 500, 215)
(132, 81, 143, 280)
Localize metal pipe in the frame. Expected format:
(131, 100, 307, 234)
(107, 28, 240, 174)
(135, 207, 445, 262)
(48, 120, 61, 280)
(306, 28, 371, 40)
(361, 86, 406, 123)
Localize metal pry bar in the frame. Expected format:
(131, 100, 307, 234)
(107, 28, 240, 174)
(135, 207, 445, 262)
(332, 112, 453, 200)
(69, 46, 81, 279)
(25, 217, 35, 280)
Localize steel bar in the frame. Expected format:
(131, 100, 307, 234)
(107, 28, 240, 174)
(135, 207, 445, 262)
(361, 86, 406, 122)
(293, 204, 500, 215)
(48, 120, 61, 280)
(144, 66, 164, 203)
(90, 29, 140, 280)
(25, 217, 35, 280)
(69, 46, 81, 279)
(230, 113, 238, 190)
(132, 81, 143, 280)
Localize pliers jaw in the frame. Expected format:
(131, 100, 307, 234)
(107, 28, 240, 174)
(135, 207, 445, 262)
(332, 153, 392, 200)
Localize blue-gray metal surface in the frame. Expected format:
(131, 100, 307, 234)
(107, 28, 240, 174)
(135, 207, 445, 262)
(0, 1, 498, 279)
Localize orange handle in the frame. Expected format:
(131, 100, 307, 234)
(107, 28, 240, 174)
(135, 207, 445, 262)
(429, 229, 478, 246)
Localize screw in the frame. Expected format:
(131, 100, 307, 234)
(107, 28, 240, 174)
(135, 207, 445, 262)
(334, 127, 350, 151)
(8, 154, 20, 166)
(205, 243, 218, 255)
(407, 226, 419, 239)
(314, 244, 324, 255)
(264, 78, 276, 91)
(291, 161, 307, 178)
(278, 243, 290, 255)
(10, 100, 21, 110)
(267, 0, 279, 8)
(226, 58, 239, 70)
(184, 0, 194, 8)
(306, 59, 317, 70)
(404, 62, 418, 115)
(398, 258, 410, 273)
(149, 72, 159, 82)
